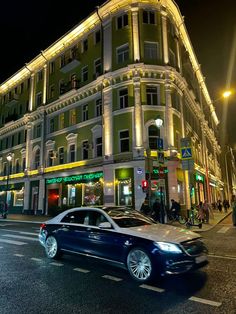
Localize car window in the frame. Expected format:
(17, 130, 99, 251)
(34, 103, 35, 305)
(61, 210, 88, 224)
(88, 211, 108, 227)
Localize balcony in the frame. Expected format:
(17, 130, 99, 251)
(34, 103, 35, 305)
(59, 80, 80, 96)
(60, 57, 80, 74)
(6, 94, 19, 107)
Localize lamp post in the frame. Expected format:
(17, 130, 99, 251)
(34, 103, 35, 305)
(224, 147, 236, 201)
(4, 153, 13, 217)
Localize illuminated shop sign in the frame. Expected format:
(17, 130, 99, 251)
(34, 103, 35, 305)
(46, 172, 103, 185)
(196, 173, 204, 182)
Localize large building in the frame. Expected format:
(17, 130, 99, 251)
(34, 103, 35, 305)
(0, 0, 224, 215)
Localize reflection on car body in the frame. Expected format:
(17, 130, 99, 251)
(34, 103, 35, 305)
(39, 206, 208, 282)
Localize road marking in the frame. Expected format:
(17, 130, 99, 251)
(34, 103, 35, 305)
(140, 284, 165, 293)
(189, 296, 221, 307)
(50, 262, 63, 267)
(0, 246, 3, 249)
(208, 253, 236, 261)
(2, 234, 38, 241)
(217, 227, 230, 233)
(31, 258, 42, 262)
(0, 239, 26, 245)
(14, 254, 24, 257)
(102, 275, 123, 282)
(0, 224, 18, 227)
(73, 268, 90, 273)
(2, 229, 38, 236)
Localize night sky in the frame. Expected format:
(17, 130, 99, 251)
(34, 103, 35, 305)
(1, 0, 236, 145)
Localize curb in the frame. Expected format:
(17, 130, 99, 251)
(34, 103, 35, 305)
(193, 211, 232, 233)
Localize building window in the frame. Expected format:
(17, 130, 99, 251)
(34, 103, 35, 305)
(169, 49, 176, 67)
(148, 125, 160, 149)
(69, 144, 76, 162)
(71, 46, 77, 59)
(146, 86, 160, 106)
(94, 59, 102, 78)
(82, 66, 88, 82)
(49, 118, 55, 133)
(60, 54, 66, 68)
(71, 74, 78, 89)
(70, 109, 76, 125)
(83, 104, 88, 121)
(82, 141, 89, 160)
(120, 130, 129, 152)
(15, 159, 20, 173)
(36, 93, 42, 106)
(95, 137, 102, 157)
(59, 113, 65, 129)
(18, 132, 21, 145)
(34, 149, 40, 169)
(94, 30, 101, 44)
(20, 82, 24, 94)
(37, 70, 43, 82)
(117, 44, 129, 64)
(83, 39, 88, 52)
(22, 157, 26, 172)
(143, 10, 155, 24)
(119, 88, 128, 109)
(117, 13, 128, 29)
(58, 147, 64, 164)
(36, 124, 41, 138)
(48, 150, 54, 167)
(49, 85, 55, 99)
(144, 42, 158, 60)
(96, 99, 102, 117)
(49, 61, 55, 74)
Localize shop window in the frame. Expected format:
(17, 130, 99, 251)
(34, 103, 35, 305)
(117, 44, 129, 64)
(14, 189, 24, 206)
(117, 178, 132, 206)
(95, 137, 102, 157)
(83, 181, 103, 206)
(148, 125, 160, 149)
(146, 86, 160, 106)
(68, 185, 76, 206)
(119, 88, 128, 109)
(119, 130, 129, 152)
(58, 147, 64, 164)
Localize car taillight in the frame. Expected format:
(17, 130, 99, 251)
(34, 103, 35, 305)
(40, 223, 46, 230)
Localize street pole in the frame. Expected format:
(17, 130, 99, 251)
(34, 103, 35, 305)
(225, 149, 231, 201)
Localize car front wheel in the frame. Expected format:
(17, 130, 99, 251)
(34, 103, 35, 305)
(127, 248, 153, 282)
(45, 235, 61, 259)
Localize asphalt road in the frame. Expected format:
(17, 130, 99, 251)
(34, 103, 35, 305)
(0, 217, 235, 314)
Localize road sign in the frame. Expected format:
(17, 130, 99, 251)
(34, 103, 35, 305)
(182, 159, 194, 171)
(181, 147, 192, 159)
(157, 138, 164, 150)
(157, 152, 164, 164)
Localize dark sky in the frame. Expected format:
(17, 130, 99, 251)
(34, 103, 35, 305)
(1, 0, 236, 145)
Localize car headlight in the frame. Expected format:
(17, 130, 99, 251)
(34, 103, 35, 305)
(155, 242, 182, 254)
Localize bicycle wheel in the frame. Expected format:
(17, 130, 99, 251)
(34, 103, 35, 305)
(178, 215, 187, 225)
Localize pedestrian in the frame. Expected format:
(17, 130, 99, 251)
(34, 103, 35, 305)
(197, 201, 205, 222)
(170, 199, 181, 219)
(223, 199, 230, 213)
(203, 200, 210, 223)
(152, 198, 161, 222)
(231, 195, 236, 226)
(140, 199, 151, 216)
(217, 199, 222, 213)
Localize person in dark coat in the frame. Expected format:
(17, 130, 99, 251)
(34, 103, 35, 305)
(152, 198, 161, 222)
(170, 199, 181, 219)
(140, 199, 151, 216)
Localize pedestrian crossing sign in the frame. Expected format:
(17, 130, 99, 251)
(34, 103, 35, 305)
(181, 147, 192, 159)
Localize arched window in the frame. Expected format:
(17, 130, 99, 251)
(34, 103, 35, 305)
(34, 149, 40, 169)
(148, 125, 160, 149)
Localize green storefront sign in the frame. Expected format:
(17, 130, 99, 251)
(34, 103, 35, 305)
(46, 171, 103, 185)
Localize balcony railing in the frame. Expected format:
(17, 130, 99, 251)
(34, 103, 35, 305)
(60, 56, 80, 73)
(59, 80, 80, 96)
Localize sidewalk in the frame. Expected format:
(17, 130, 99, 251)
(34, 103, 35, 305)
(1, 214, 51, 224)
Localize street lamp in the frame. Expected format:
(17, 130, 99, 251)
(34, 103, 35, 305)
(5, 153, 13, 217)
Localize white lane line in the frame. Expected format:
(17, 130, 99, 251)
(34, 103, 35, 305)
(140, 284, 165, 293)
(73, 268, 90, 273)
(0, 239, 26, 245)
(189, 296, 221, 307)
(217, 227, 230, 233)
(208, 254, 236, 261)
(14, 254, 24, 257)
(2, 229, 38, 236)
(50, 262, 64, 267)
(2, 234, 38, 241)
(31, 257, 42, 262)
(102, 275, 123, 282)
(0, 246, 3, 249)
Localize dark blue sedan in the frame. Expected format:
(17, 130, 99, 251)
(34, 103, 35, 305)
(39, 206, 208, 282)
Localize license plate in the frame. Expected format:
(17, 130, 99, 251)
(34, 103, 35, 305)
(195, 255, 207, 264)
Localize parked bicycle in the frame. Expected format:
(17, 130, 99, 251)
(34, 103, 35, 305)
(167, 210, 187, 225)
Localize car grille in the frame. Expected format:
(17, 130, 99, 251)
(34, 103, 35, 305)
(180, 239, 207, 256)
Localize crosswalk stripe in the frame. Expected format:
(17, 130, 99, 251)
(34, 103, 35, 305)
(50, 262, 63, 267)
(0, 239, 26, 245)
(73, 268, 90, 273)
(2, 234, 38, 241)
(102, 275, 123, 282)
(217, 227, 230, 233)
(2, 229, 38, 236)
(31, 258, 42, 262)
(140, 284, 165, 293)
(189, 296, 221, 307)
(14, 254, 24, 257)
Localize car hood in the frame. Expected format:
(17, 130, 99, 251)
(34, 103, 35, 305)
(120, 223, 200, 244)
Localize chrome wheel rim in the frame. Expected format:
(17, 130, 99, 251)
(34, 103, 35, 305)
(46, 236, 58, 258)
(127, 249, 152, 281)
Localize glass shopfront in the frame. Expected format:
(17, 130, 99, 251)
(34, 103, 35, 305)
(117, 178, 132, 206)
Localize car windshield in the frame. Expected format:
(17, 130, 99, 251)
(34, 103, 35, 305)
(104, 208, 155, 228)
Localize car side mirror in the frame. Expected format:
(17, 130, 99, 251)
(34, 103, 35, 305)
(98, 222, 112, 229)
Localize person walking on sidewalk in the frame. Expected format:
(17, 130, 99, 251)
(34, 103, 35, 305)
(231, 195, 236, 226)
(223, 199, 230, 213)
(217, 199, 223, 213)
(203, 200, 210, 223)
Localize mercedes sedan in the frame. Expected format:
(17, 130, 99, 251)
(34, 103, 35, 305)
(39, 206, 208, 282)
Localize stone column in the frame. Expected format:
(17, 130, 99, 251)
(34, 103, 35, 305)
(23, 179, 30, 212)
(29, 73, 35, 111)
(131, 6, 140, 62)
(43, 64, 48, 105)
(103, 85, 113, 162)
(164, 83, 174, 149)
(175, 32, 182, 74)
(103, 18, 112, 73)
(161, 11, 169, 65)
(25, 122, 33, 171)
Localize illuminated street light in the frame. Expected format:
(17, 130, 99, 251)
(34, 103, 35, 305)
(222, 90, 232, 99)
(155, 116, 164, 128)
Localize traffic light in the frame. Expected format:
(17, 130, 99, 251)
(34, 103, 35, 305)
(142, 180, 148, 192)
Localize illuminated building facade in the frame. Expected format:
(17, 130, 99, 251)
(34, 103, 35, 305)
(0, 0, 223, 215)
